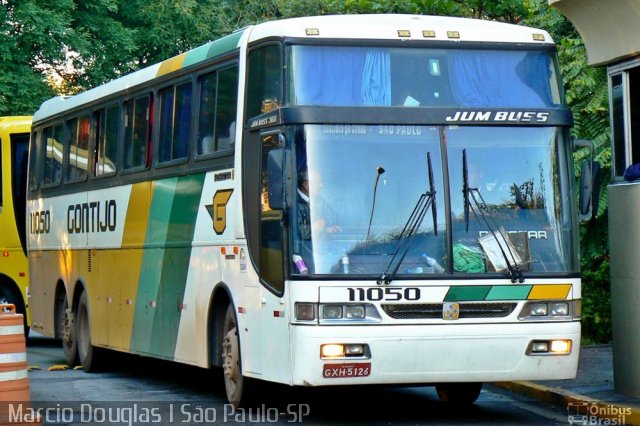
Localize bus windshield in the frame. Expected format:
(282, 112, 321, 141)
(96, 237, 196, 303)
(288, 45, 562, 108)
(290, 124, 576, 276)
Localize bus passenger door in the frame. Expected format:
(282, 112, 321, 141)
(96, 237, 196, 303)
(255, 130, 291, 383)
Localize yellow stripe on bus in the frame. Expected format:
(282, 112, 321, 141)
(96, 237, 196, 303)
(156, 53, 187, 78)
(97, 183, 152, 351)
(122, 183, 152, 247)
(528, 284, 571, 300)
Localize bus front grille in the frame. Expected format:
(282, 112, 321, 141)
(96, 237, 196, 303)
(381, 303, 517, 319)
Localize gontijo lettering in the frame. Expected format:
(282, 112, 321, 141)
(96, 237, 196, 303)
(67, 200, 117, 234)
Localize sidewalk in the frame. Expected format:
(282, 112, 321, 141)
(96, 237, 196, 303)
(495, 345, 640, 425)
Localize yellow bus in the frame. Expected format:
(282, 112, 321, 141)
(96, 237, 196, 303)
(0, 116, 31, 335)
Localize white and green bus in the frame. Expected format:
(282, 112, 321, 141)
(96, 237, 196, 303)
(27, 14, 587, 405)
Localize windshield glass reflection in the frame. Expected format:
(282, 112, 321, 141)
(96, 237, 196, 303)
(290, 124, 447, 275)
(447, 126, 575, 274)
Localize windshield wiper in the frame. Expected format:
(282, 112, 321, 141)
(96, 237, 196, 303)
(462, 149, 524, 283)
(378, 153, 437, 285)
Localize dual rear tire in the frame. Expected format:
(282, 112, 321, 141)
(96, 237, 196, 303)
(61, 291, 101, 371)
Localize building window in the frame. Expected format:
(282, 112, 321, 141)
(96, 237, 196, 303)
(610, 65, 640, 178)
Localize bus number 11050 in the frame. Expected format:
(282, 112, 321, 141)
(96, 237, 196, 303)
(348, 287, 421, 302)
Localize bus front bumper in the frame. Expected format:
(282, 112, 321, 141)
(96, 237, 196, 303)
(290, 321, 580, 386)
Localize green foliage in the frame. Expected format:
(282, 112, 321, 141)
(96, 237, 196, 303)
(523, 1, 612, 343)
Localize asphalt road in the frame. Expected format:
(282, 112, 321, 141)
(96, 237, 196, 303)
(22, 333, 572, 425)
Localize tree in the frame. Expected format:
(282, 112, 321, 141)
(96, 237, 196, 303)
(0, 0, 76, 115)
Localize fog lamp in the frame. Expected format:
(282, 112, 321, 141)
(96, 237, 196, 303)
(321, 344, 344, 358)
(550, 340, 571, 354)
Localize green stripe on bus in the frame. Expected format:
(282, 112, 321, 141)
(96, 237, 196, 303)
(182, 31, 244, 68)
(206, 31, 244, 60)
(130, 178, 178, 355)
(151, 173, 206, 358)
(485, 285, 532, 300)
(444, 286, 492, 302)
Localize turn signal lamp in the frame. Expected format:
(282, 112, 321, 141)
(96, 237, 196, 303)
(295, 303, 315, 321)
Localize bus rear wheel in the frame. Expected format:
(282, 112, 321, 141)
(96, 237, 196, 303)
(436, 382, 483, 405)
(221, 304, 253, 407)
(62, 296, 78, 366)
(76, 291, 102, 372)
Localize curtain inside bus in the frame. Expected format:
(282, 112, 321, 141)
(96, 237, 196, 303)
(290, 46, 559, 108)
(447, 50, 555, 108)
(292, 47, 391, 106)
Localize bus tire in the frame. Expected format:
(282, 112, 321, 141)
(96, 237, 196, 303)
(62, 295, 79, 366)
(76, 291, 102, 372)
(222, 304, 254, 407)
(436, 382, 483, 405)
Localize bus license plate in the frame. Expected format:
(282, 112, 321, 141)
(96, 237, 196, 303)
(323, 363, 371, 378)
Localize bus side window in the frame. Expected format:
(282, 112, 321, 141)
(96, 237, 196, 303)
(246, 44, 282, 119)
(123, 94, 151, 170)
(196, 65, 239, 157)
(28, 131, 39, 191)
(66, 116, 89, 182)
(215, 67, 238, 152)
(159, 82, 192, 163)
(94, 106, 119, 177)
(197, 72, 217, 156)
(42, 124, 63, 186)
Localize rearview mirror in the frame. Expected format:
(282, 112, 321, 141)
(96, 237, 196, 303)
(574, 139, 601, 221)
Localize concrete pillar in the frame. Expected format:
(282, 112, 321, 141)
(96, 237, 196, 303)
(609, 182, 640, 398)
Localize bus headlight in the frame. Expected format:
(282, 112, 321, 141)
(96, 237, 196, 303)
(529, 303, 548, 316)
(323, 305, 343, 319)
(550, 302, 569, 316)
(345, 305, 366, 319)
(294, 303, 381, 324)
(518, 300, 579, 321)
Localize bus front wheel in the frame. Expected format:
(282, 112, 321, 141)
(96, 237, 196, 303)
(222, 304, 253, 407)
(436, 382, 483, 404)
